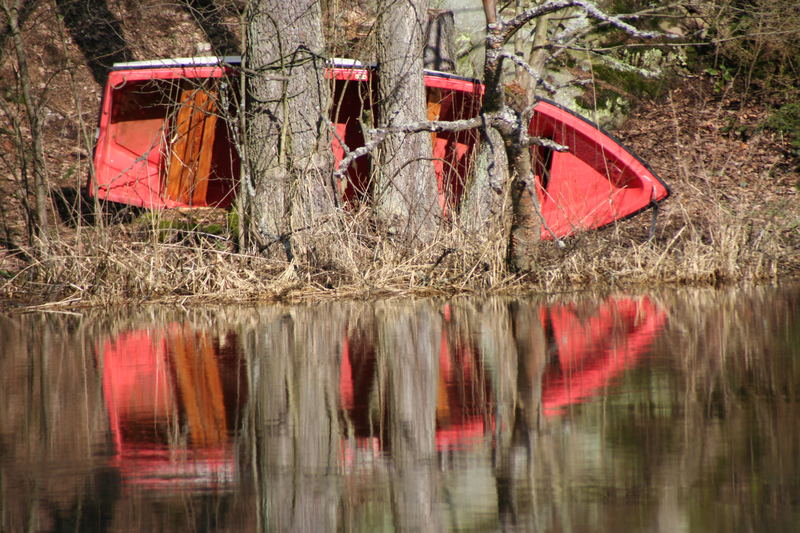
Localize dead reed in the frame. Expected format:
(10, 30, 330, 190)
(2, 177, 795, 310)
(2, 84, 798, 309)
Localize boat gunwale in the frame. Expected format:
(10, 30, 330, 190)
(93, 57, 669, 235)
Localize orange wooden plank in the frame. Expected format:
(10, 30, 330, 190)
(169, 326, 227, 448)
(165, 87, 218, 205)
(192, 91, 217, 205)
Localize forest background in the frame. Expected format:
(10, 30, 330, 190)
(0, 0, 798, 308)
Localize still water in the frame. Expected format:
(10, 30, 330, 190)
(1, 286, 798, 532)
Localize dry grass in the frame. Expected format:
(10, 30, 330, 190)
(2, 175, 795, 310)
(0, 206, 523, 308)
(2, 79, 798, 310)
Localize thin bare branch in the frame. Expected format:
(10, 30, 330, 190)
(522, 134, 568, 152)
(501, 0, 675, 42)
(334, 131, 387, 179)
(500, 52, 558, 95)
(334, 116, 483, 178)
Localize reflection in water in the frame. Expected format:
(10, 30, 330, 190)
(1, 287, 799, 532)
(337, 297, 666, 456)
(100, 325, 244, 489)
(542, 297, 666, 414)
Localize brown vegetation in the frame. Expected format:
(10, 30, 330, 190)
(0, 1, 798, 310)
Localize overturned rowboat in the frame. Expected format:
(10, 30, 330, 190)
(89, 57, 669, 239)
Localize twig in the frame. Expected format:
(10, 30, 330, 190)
(500, 52, 558, 95)
(502, 0, 676, 42)
(334, 116, 483, 178)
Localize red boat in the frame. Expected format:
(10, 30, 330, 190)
(89, 57, 668, 238)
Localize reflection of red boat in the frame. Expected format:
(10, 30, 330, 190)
(100, 325, 243, 490)
(89, 57, 668, 238)
(541, 297, 666, 415)
(339, 297, 666, 452)
(339, 317, 493, 454)
(99, 298, 665, 479)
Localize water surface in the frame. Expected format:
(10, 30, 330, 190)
(1, 286, 798, 532)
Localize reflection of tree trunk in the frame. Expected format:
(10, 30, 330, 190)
(509, 301, 547, 530)
(377, 301, 441, 533)
(511, 301, 546, 435)
(248, 305, 342, 532)
(0, 315, 115, 531)
(478, 300, 546, 530)
(471, 300, 519, 528)
(289, 305, 342, 533)
(248, 308, 292, 530)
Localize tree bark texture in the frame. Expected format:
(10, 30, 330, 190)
(375, 0, 438, 242)
(3, 0, 49, 247)
(424, 10, 456, 72)
(459, 127, 510, 263)
(245, 0, 335, 258)
(477, 0, 542, 271)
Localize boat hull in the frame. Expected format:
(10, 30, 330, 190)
(530, 100, 669, 239)
(89, 58, 669, 238)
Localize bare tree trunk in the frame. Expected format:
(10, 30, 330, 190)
(2, 0, 49, 248)
(473, 0, 542, 270)
(510, 1, 552, 101)
(424, 10, 456, 72)
(459, 127, 511, 265)
(245, 0, 335, 260)
(375, 0, 438, 243)
(518, 11, 551, 99)
(506, 135, 540, 271)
